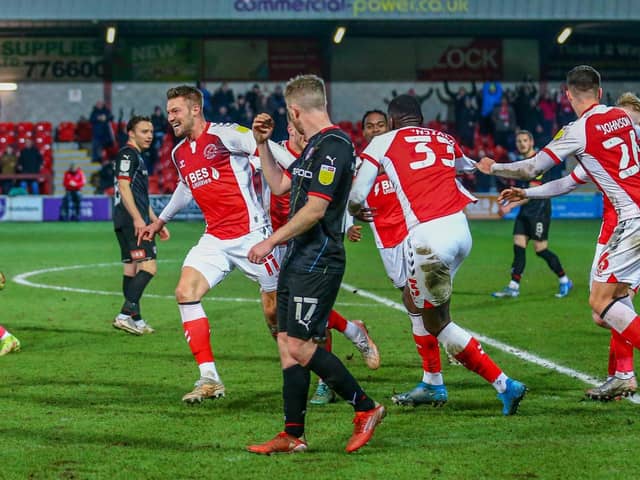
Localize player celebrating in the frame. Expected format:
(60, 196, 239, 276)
(0, 325, 20, 356)
(350, 94, 527, 415)
(492, 130, 572, 299)
(478, 66, 640, 377)
(112, 116, 169, 335)
(498, 92, 640, 400)
(247, 75, 385, 455)
(139, 86, 288, 404)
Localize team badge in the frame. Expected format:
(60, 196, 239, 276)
(120, 160, 130, 172)
(318, 164, 336, 185)
(203, 144, 218, 159)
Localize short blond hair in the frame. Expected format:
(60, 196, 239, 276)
(616, 92, 640, 113)
(284, 74, 327, 111)
(167, 85, 204, 111)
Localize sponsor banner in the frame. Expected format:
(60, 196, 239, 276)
(150, 195, 203, 221)
(417, 38, 502, 81)
(113, 38, 201, 81)
(232, 0, 473, 18)
(0, 195, 43, 221)
(204, 39, 269, 80)
(0, 37, 103, 81)
(464, 193, 502, 219)
(42, 196, 111, 221)
(542, 37, 640, 81)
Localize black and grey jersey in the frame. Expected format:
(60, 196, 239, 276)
(283, 126, 356, 274)
(113, 145, 150, 228)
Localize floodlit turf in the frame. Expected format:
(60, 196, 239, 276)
(0, 220, 637, 479)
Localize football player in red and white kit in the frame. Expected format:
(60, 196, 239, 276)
(498, 92, 640, 401)
(351, 109, 451, 407)
(253, 120, 380, 405)
(350, 95, 527, 415)
(479, 66, 640, 383)
(139, 85, 290, 404)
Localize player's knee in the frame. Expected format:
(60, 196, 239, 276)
(588, 292, 608, 316)
(175, 283, 198, 303)
(421, 261, 452, 306)
(141, 262, 157, 276)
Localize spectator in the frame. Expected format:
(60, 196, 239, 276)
(150, 106, 168, 174)
(90, 100, 114, 163)
(211, 82, 235, 113)
(480, 81, 503, 134)
(556, 86, 576, 128)
(439, 81, 477, 133)
(267, 85, 288, 142)
(196, 81, 214, 122)
(513, 76, 538, 129)
(90, 157, 115, 195)
(457, 95, 478, 148)
(492, 96, 517, 150)
(538, 91, 557, 142)
(245, 84, 262, 116)
(0, 145, 18, 194)
(60, 163, 85, 221)
(16, 139, 43, 194)
(232, 94, 252, 127)
(212, 105, 234, 124)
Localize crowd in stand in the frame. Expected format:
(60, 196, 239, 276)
(4, 78, 620, 197)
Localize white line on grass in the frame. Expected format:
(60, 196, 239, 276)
(11, 263, 373, 308)
(341, 281, 640, 403)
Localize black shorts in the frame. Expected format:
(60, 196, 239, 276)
(513, 214, 551, 241)
(115, 224, 157, 263)
(277, 266, 343, 341)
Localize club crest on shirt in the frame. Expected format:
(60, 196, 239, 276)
(319, 164, 336, 185)
(120, 160, 130, 172)
(204, 144, 218, 160)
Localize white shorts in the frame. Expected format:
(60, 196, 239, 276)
(405, 211, 472, 308)
(593, 217, 640, 286)
(379, 243, 407, 289)
(183, 228, 280, 292)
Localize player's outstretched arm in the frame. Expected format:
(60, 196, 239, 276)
(487, 150, 557, 180)
(149, 207, 170, 241)
(348, 158, 378, 219)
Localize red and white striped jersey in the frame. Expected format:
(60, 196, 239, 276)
(570, 163, 618, 244)
(360, 126, 476, 229)
(171, 123, 267, 239)
(544, 104, 640, 222)
(366, 172, 407, 249)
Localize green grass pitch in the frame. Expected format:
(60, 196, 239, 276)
(0, 219, 637, 479)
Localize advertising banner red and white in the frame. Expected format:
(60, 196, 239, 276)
(417, 38, 503, 81)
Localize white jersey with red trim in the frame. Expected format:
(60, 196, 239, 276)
(360, 126, 476, 229)
(544, 104, 640, 222)
(570, 163, 618, 244)
(171, 122, 267, 240)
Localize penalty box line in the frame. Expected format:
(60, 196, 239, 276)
(341, 281, 640, 403)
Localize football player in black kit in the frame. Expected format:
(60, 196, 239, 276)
(246, 75, 385, 455)
(113, 115, 170, 335)
(492, 130, 572, 299)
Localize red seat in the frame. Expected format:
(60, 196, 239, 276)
(17, 122, 34, 136)
(35, 122, 52, 134)
(57, 122, 76, 142)
(0, 122, 14, 135)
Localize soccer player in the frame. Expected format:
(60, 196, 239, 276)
(350, 94, 527, 416)
(354, 109, 451, 407)
(139, 86, 289, 404)
(498, 92, 640, 400)
(113, 116, 169, 335)
(478, 65, 640, 380)
(246, 75, 385, 455)
(492, 130, 573, 299)
(261, 120, 380, 406)
(0, 325, 20, 356)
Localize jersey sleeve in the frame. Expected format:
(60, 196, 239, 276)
(570, 164, 590, 184)
(308, 138, 353, 202)
(221, 124, 259, 155)
(115, 148, 138, 181)
(541, 122, 585, 164)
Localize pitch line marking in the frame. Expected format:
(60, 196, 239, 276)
(11, 263, 373, 308)
(341, 281, 640, 403)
